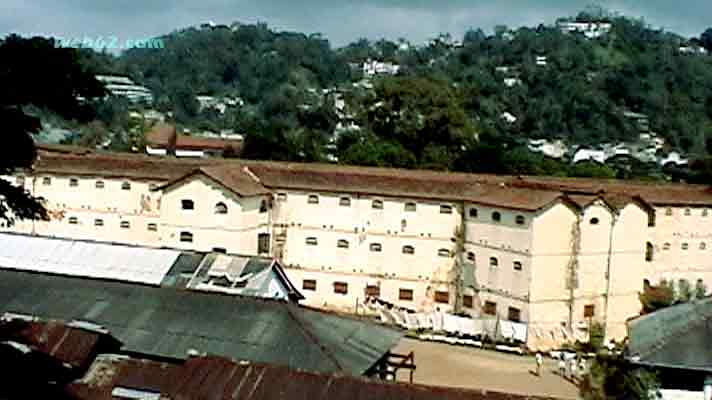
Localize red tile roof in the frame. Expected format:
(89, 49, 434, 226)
(68, 355, 563, 400)
(146, 123, 243, 152)
(30, 145, 712, 209)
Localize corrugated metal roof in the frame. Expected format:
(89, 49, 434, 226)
(0, 269, 401, 375)
(0, 233, 182, 285)
(627, 297, 712, 372)
(69, 355, 563, 400)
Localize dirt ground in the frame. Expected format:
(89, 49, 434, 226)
(393, 338, 580, 399)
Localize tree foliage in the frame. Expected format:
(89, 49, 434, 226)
(0, 35, 105, 225)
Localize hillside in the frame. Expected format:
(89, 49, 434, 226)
(70, 13, 712, 179)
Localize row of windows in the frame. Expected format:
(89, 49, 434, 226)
(659, 242, 708, 251)
(178, 232, 271, 254)
(43, 177, 135, 191)
(468, 208, 526, 225)
(67, 217, 158, 231)
(302, 280, 470, 306)
(665, 208, 710, 217)
(482, 301, 522, 322)
(467, 252, 523, 271)
(181, 199, 267, 214)
(306, 238, 453, 257)
(307, 194, 454, 214)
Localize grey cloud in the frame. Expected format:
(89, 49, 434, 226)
(1, 0, 709, 48)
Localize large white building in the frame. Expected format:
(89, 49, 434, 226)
(96, 75, 154, 104)
(4, 145, 712, 350)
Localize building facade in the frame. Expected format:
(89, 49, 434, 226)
(3, 145, 712, 350)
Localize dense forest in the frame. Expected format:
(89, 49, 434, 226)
(34, 10, 712, 179)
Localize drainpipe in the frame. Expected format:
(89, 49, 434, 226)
(453, 202, 467, 314)
(603, 213, 618, 340)
(31, 175, 37, 235)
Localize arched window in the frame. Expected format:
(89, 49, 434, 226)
(701, 242, 707, 250)
(682, 243, 689, 250)
(663, 242, 671, 250)
(42, 177, 51, 185)
(372, 199, 384, 209)
(94, 219, 104, 227)
(665, 208, 673, 216)
(121, 181, 131, 191)
(440, 205, 453, 214)
(469, 208, 478, 218)
(404, 202, 417, 212)
(180, 231, 193, 243)
(147, 223, 158, 232)
(370, 243, 382, 252)
(120, 221, 130, 229)
(492, 211, 501, 222)
(402, 245, 415, 255)
(339, 197, 351, 207)
(590, 218, 600, 225)
(515, 215, 525, 225)
(513, 261, 522, 271)
(307, 195, 319, 204)
(214, 202, 228, 214)
(181, 199, 194, 210)
(95, 180, 105, 189)
(467, 252, 475, 262)
(68, 216, 78, 225)
(337, 239, 349, 249)
(489, 257, 498, 268)
(645, 242, 654, 262)
(69, 178, 79, 187)
(437, 249, 451, 257)
(305, 237, 318, 246)
(684, 208, 691, 216)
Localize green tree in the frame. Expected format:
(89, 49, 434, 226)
(695, 279, 707, 299)
(581, 352, 659, 400)
(639, 279, 676, 314)
(0, 35, 105, 226)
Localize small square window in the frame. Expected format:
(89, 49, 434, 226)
(665, 208, 673, 216)
(440, 205, 453, 214)
(306, 237, 318, 246)
(147, 223, 158, 232)
(337, 239, 349, 249)
(365, 285, 380, 297)
(703, 209, 709, 217)
(508, 307, 521, 322)
(68, 217, 78, 225)
(489, 257, 498, 268)
(682, 243, 689, 250)
(121, 182, 131, 190)
(212, 247, 227, 254)
(277, 193, 288, 201)
(258, 233, 270, 254)
(120, 221, 130, 229)
(334, 282, 348, 294)
(515, 215, 525, 225)
(94, 219, 104, 227)
(303, 279, 317, 291)
(181, 199, 194, 210)
(663, 242, 671, 250)
(402, 245, 415, 255)
(399, 289, 414, 301)
(701, 242, 707, 250)
(180, 232, 193, 243)
(513, 261, 522, 271)
(42, 177, 51, 185)
(308, 195, 319, 204)
(492, 212, 501, 222)
(437, 248, 451, 257)
(370, 243, 382, 252)
(467, 252, 475, 262)
(463, 295, 474, 308)
(69, 178, 79, 187)
(339, 197, 351, 207)
(469, 208, 478, 218)
(95, 180, 105, 189)
(434, 291, 450, 304)
(372, 199, 383, 209)
(584, 304, 595, 318)
(684, 208, 691, 216)
(484, 301, 497, 316)
(404, 202, 417, 212)
(259, 200, 268, 213)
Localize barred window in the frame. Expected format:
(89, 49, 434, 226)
(440, 205, 453, 214)
(404, 202, 417, 212)
(307, 195, 319, 204)
(337, 239, 350, 249)
(402, 245, 415, 255)
(339, 197, 351, 207)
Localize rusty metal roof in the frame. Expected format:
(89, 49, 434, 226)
(0, 317, 120, 369)
(0, 269, 401, 375)
(69, 355, 562, 400)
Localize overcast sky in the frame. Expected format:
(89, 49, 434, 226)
(2, 0, 710, 48)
